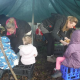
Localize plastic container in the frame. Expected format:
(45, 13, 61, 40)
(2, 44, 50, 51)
(8, 64, 34, 79)
(60, 65, 80, 80)
(54, 42, 64, 54)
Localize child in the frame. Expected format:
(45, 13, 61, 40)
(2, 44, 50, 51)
(0, 36, 18, 79)
(19, 33, 38, 65)
(35, 24, 43, 41)
(18, 32, 38, 79)
(52, 30, 80, 78)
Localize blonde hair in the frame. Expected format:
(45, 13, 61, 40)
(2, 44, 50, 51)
(22, 35, 32, 45)
(6, 18, 15, 29)
(62, 16, 78, 32)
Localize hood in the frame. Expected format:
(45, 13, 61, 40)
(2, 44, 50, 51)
(70, 30, 80, 44)
(20, 44, 33, 54)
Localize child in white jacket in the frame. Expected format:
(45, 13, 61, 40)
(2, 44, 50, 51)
(18, 33, 38, 65)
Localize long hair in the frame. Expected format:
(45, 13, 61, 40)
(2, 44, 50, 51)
(62, 16, 78, 32)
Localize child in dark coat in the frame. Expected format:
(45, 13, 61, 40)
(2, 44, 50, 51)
(52, 30, 80, 78)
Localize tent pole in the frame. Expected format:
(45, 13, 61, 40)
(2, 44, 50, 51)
(31, 0, 35, 45)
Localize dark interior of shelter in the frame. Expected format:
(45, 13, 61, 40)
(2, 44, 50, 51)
(0, 0, 80, 80)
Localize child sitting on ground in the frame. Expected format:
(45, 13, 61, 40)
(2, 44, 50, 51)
(51, 30, 80, 78)
(18, 32, 38, 80)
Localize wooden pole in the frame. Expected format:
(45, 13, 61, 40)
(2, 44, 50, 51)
(0, 37, 18, 80)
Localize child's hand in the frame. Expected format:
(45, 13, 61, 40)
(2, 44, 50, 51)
(34, 54, 37, 57)
(18, 45, 23, 49)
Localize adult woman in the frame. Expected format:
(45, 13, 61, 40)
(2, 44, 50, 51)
(5, 17, 31, 53)
(0, 17, 31, 79)
(40, 14, 78, 63)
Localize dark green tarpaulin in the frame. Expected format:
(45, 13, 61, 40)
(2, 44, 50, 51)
(0, 0, 80, 27)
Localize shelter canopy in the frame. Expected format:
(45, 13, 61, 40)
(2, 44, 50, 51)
(0, 0, 80, 27)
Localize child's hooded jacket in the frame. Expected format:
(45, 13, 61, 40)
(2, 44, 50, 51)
(19, 44, 38, 65)
(62, 30, 80, 68)
(0, 36, 18, 69)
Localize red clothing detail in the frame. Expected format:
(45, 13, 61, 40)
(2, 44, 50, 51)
(73, 26, 76, 29)
(49, 25, 52, 28)
(35, 28, 43, 35)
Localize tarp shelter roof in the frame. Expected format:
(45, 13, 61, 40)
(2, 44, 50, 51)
(0, 0, 80, 27)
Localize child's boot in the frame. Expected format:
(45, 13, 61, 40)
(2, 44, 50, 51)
(51, 69, 62, 78)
